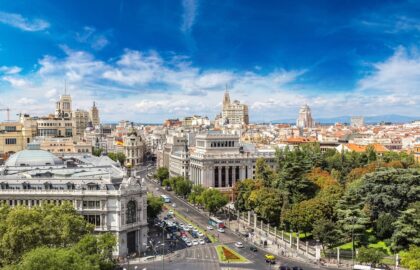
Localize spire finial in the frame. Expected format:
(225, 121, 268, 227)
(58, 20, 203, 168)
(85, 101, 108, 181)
(64, 80, 67, 95)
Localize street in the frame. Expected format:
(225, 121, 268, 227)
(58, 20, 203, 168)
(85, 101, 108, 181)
(127, 170, 334, 270)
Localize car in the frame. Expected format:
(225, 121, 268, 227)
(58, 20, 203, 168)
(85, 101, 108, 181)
(217, 228, 225, 233)
(279, 265, 291, 270)
(192, 228, 199, 233)
(206, 225, 213, 230)
(249, 246, 258, 252)
(265, 254, 276, 264)
(192, 240, 199, 246)
(172, 203, 177, 208)
(188, 225, 194, 230)
(168, 210, 174, 216)
(235, 242, 244, 248)
(199, 239, 205, 245)
(204, 236, 211, 244)
(292, 267, 303, 270)
(185, 241, 192, 247)
(197, 231, 204, 237)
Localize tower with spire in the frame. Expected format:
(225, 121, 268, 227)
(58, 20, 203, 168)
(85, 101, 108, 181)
(89, 101, 100, 127)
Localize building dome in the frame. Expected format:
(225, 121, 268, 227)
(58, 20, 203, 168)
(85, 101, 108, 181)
(5, 143, 64, 167)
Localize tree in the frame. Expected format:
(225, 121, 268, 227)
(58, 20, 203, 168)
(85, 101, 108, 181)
(391, 202, 420, 252)
(282, 198, 322, 235)
(233, 179, 263, 212)
(188, 185, 205, 205)
(155, 167, 169, 185)
(200, 189, 228, 215)
(312, 218, 341, 253)
(0, 203, 93, 266)
(255, 158, 275, 187)
(375, 213, 395, 240)
(400, 245, 420, 270)
(357, 247, 386, 266)
(248, 188, 283, 225)
(147, 194, 164, 220)
(107, 152, 126, 165)
(4, 233, 116, 270)
(174, 179, 192, 198)
(92, 148, 103, 157)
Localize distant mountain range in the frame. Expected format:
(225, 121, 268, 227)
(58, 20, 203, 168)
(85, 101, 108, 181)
(271, 114, 420, 124)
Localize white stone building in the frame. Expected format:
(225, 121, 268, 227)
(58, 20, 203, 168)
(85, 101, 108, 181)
(123, 124, 146, 167)
(0, 143, 148, 257)
(189, 133, 275, 188)
(296, 104, 315, 129)
(221, 91, 249, 125)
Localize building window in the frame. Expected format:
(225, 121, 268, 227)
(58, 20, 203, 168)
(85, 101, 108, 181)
(5, 126, 16, 132)
(84, 215, 101, 227)
(126, 200, 137, 224)
(5, 138, 17, 145)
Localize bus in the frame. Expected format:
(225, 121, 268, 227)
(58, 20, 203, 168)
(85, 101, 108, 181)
(160, 194, 171, 203)
(208, 216, 224, 228)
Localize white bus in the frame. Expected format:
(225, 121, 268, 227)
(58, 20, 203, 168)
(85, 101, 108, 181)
(208, 216, 225, 228)
(160, 194, 171, 203)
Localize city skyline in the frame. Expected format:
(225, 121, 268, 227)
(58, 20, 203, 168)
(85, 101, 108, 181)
(1, 0, 420, 122)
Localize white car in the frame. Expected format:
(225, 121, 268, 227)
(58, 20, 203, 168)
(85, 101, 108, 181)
(199, 239, 205, 245)
(217, 227, 225, 233)
(168, 210, 174, 215)
(192, 240, 199, 246)
(185, 241, 192, 247)
(197, 232, 204, 237)
(234, 242, 244, 248)
(206, 225, 213, 230)
(188, 225, 194, 230)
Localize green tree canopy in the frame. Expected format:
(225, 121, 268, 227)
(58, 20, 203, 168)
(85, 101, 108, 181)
(400, 245, 420, 270)
(0, 203, 93, 266)
(200, 188, 228, 214)
(155, 167, 169, 185)
(391, 202, 420, 252)
(357, 247, 386, 266)
(147, 194, 164, 221)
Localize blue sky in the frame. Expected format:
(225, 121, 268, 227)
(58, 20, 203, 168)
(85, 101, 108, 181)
(0, 0, 420, 122)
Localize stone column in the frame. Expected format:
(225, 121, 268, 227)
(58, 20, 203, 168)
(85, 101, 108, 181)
(289, 232, 292, 248)
(337, 247, 340, 265)
(253, 213, 257, 232)
(296, 234, 300, 251)
(233, 166, 237, 185)
(218, 166, 222, 187)
(225, 166, 229, 187)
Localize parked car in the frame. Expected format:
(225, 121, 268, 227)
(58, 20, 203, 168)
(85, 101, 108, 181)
(206, 225, 213, 230)
(249, 246, 258, 252)
(199, 239, 205, 245)
(234, 242, 244, 248)
(265, 254, 276, 264)
(192, 240, 199, 246)
(204, 237, 211, 243)
(279, 265, 291, 270)
(185, 241, 192, 247)
(217, 227, 225, 233)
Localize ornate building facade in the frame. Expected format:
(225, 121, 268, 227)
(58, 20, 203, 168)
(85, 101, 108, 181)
(221, 91, 249, 125)
(296, 104, 315, 129)
(0, 143, 148, 256)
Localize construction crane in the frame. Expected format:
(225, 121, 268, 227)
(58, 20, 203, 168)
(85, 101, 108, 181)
(0, 108, 10, 121)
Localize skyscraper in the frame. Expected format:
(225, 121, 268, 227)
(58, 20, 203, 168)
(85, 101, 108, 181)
(296, 104, 315, 129)
(90, 102, 100, 127)
(221, 90, 249, 125)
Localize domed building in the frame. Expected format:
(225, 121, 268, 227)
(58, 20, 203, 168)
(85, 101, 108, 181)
(0, 144, 148, 257)
(5, 143, 64, 167)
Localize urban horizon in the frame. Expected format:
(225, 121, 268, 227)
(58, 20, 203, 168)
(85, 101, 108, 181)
(1, 1, 420, 122)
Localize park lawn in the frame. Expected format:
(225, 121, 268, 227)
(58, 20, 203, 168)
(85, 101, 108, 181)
(215, 245, 249, 263)
(167, 205, 218, 243)
(339, 242, 353, 250)
(283, 231, 312, 240)
(368, 241, 391, 255)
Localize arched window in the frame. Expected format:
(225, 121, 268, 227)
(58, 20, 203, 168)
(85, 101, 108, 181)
(126, 200, 137, 224)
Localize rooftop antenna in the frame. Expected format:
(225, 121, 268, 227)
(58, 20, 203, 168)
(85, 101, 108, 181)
(64, 80, 67, 95)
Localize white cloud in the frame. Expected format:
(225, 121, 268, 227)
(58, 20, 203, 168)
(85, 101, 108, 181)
(17, 97, 35, 105)
(358, 46, 420, 95)
(0, 66, 22, 74)
(181, 0, 198, 33)
(75, 26, 110, 50)
(2, 76, 28, 87)
(0, 11, 49, 32)
(45, 88, 58, 98)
